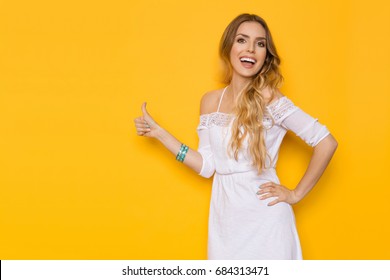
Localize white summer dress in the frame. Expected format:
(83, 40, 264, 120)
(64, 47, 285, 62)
(197, 87, 330, 260)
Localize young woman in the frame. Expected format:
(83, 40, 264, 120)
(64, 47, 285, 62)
(134, 13, 338, 260)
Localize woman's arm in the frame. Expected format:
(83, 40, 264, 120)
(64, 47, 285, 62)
(257, 96, 338, 206)
(258, 134, 337, 206)
(293, 134, 338, 201)
(134, 102, 204, 174)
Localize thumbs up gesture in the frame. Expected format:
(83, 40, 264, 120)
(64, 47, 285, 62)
(134, 102, 160, 138)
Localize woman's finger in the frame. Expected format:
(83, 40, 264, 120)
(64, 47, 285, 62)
(141, 102, 156, 125)
(268, 198, 279, 206)
(134, 117, 148, 124)
(141, 102, 149, 117)
(258, 193, 275, 200)
(134, 123, 151, 129)
(257, 187, 275, 195)
(259, 182, 275, 188)
(137, 128, 151, 133)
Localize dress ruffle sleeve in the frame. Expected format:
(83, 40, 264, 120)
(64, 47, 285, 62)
(267, 97, 330, 147)
(197, 114, 216, 178)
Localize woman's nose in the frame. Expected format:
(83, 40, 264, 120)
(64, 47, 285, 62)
(247, 43, 255, 53)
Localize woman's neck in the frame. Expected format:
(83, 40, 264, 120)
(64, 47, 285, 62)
(229, 75, 251, 101)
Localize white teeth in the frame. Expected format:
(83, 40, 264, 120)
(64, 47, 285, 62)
(240, 57, 256, 64)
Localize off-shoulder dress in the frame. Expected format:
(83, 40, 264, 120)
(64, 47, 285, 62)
(197, 87, 330, 259)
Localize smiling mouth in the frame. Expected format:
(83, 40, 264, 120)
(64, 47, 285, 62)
(240, 57, 257, 64)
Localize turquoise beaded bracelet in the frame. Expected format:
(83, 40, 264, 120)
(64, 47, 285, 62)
(176, 144, 189, 163)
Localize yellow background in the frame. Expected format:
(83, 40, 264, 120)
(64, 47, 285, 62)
(1, 0, 389, 259)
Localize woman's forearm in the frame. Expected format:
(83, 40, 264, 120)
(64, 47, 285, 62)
(293, 134, 338, 201)
(154, 126, 204, 174)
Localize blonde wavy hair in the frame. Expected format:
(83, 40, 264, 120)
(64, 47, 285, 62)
(219, 13, 283, 174)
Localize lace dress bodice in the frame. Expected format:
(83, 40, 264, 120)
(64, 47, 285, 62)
(197, 94, 329, 177)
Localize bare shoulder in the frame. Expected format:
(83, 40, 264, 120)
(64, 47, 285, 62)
(200, 88, 225, 115)
(263, 87, 285, 105)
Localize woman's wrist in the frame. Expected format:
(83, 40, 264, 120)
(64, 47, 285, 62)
(154, 125, 165, 141)
(290, 189, 301, 204)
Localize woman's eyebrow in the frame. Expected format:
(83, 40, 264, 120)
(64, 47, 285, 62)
(236, 33, 266, 40)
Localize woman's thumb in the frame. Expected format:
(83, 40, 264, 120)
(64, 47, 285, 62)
(141, 102, 149, 117)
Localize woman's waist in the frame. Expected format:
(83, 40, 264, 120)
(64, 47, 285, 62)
(215, 167, 277, 179)
(214, 168, 280, 190)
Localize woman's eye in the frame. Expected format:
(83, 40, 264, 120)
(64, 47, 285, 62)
(258, 41, 265, 47)
(237, 38, 245, 43)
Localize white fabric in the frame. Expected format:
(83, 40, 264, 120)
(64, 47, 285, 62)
(196, 91, 330, 260)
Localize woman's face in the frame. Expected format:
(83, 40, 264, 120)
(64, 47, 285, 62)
(229, 21, 267, 80)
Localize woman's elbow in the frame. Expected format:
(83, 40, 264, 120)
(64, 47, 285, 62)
(198, 165, 215, 178)
(198, 162, 215, 178)
(197, 153, 215, 178)
(328, 134, 338, 152)
(317, 134, 338, 154)
(199, 171, 215, 178)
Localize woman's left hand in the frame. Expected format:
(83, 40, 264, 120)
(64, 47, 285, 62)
(257, 182, 300, 206)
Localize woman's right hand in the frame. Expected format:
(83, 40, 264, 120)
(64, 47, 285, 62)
(134, 102, 160, 138)
(134, 101, 204, 175)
